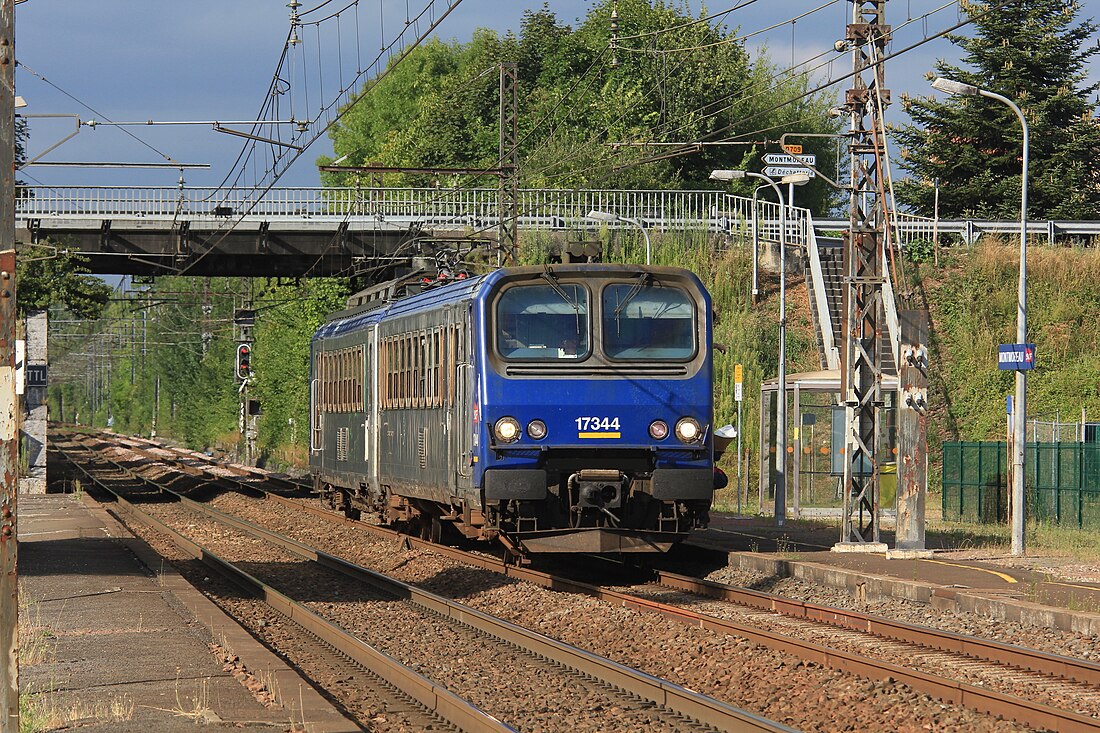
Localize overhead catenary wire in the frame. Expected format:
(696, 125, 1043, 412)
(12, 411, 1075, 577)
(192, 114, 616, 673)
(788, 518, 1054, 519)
(615, 0, 762, 42)
(176, 0, 465, 278)
(549, 0, 968, 183)
(606, 1, 1013, 176)
(615, 0, 843, 56)
(16, 61, 183, 167)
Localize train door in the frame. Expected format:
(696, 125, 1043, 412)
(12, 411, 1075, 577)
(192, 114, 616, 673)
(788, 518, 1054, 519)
(365, 325, 380, 491)
(310, 345, 325, 466)
(454, 312, 474, 488)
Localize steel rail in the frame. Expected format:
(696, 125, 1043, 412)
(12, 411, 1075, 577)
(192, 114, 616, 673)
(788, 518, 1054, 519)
(651, 568, 1100, 687)
(53, 445, 516, 733)
(252, 488, 1100, 732)
(258, 486, 1100, 689)
(61, 431, 1100, 732)
(98, 431, 308, 493)
(57, 437, 796, 733)
(95, 429, 1100, 688)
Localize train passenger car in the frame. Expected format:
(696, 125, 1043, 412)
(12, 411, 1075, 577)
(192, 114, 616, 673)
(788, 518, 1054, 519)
(309, 263, 715, 556)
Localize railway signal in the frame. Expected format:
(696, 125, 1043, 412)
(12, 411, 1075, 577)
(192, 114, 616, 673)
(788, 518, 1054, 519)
(236, 343, 252, 380)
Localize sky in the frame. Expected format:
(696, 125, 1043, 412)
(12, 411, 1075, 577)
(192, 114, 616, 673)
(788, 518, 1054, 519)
(13, 1, 1100, 192)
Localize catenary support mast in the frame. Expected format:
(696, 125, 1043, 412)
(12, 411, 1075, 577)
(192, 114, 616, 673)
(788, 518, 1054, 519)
(838, 0, 889, 547)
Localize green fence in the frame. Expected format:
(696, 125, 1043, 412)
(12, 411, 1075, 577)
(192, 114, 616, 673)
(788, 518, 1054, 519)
(942, 441, 1100, 528)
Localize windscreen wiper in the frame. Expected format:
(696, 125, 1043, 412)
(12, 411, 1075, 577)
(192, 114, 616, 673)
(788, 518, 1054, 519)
(613, 272, 652, 319)
(541, 267, 580, 311)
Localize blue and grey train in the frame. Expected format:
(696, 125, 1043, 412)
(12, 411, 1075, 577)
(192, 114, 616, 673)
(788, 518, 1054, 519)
(309, 263, 716, 556)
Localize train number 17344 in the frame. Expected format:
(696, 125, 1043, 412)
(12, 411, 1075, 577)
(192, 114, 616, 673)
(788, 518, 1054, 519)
(575, 416, 621, 431)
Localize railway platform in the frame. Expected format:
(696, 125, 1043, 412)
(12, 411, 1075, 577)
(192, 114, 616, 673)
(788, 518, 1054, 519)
(693, 514, 1100, 636)
(18, 493, 357, 733)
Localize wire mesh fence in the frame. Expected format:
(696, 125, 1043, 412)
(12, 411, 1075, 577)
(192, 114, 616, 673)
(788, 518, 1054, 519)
(942, 441, 1100, 529)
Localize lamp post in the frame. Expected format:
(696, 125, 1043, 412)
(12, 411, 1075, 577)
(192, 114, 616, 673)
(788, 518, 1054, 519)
(586, 210, 651, 265)
(932, 77, 1029, 556)
(751, 184, 770, 304)
(710, 169, 809, 525)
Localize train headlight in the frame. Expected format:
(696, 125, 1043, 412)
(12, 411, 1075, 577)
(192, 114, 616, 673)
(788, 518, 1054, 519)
(675, 417, 703, 444)
(648, 420, 669, 441)
(494, 416, 521, 443)
(526, 420, 547, 440)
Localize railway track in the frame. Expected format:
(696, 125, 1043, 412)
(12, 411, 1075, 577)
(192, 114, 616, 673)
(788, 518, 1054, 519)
(54, 435, 793, 733)
(57, 429, 1100, 732)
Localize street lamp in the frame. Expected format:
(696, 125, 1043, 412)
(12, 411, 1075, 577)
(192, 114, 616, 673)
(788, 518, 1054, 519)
(751, 184, 770, 303)
(931, 77, 1029, 556)
(710, 168, 810, 525)
(586, 210, 651, 265)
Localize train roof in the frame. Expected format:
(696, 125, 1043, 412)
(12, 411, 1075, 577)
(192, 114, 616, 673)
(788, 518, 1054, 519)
(313, 272, 489, 340)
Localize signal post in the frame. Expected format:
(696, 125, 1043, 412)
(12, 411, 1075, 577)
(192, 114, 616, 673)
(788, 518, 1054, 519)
(235, 297, 256, 465)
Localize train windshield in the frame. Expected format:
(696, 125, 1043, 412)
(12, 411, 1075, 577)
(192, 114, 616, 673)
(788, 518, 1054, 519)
(601, 281, 696, 360)
(495, 283, 590, 360)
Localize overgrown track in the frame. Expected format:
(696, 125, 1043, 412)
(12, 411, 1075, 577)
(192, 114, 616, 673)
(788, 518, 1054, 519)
(54, 433, 793, 733)
(59, 428, 1100, 732)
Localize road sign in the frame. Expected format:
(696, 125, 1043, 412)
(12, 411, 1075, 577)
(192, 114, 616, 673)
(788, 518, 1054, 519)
(734, 363, 743, 402)
(782, 144, 803, 154)
(762, 153, 816, 166)
(997, 343, 1036, 371)
(763, 166, 817, 179)
(25, 366, 47, 389)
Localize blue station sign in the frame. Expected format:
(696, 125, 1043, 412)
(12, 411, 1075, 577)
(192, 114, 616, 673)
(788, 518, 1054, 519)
(998, 343, 1036, 371)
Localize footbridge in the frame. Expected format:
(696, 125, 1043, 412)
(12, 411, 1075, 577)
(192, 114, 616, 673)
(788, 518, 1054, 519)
(18, 184, 1098, 377)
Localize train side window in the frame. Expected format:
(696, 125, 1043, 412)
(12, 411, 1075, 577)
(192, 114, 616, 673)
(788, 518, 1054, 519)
(402, 335, 411, 409)
(355, 345, 363, 411)
(432, 329, 441, 408)
(425, 330, 433, 408)
(335, 350, 341, 410)
(415, 332, 424, 409)
(408, 333, 416, 409)
(338, 350, 345, 412)
(443, 325, 453, 407)
(342, 349, 349, 412)
(323, 352, 331, 411)
(334, 350, 341, 412)
(421, 331, 427, 409)
(386, 340, 393, 409)
(384, 338, 391, 409)
(396, 337, 403, 409)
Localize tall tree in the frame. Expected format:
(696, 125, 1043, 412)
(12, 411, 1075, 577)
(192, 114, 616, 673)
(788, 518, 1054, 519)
(16, 249, 112, 319)
(321, 1, 840, 211)
(894, 1, 1100, 220)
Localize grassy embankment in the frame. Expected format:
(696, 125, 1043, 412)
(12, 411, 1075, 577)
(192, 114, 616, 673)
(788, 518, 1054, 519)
(594, 231, 1100, 558)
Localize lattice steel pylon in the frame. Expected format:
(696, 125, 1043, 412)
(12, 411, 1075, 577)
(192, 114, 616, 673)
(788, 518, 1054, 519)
(498, 62, 519, 264)
(839, 0, 890, 546)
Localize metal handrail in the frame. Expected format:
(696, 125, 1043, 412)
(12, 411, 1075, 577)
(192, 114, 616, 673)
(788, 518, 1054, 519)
(14, 186, 808, 235)
(804, 218, 839, 370)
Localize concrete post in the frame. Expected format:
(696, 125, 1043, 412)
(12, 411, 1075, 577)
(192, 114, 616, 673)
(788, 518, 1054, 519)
(19, 310, 46, 494)
(892, 309, 932, 557)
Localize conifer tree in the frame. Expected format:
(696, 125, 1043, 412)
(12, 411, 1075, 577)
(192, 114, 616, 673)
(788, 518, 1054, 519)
(894, 1, 1100, 220)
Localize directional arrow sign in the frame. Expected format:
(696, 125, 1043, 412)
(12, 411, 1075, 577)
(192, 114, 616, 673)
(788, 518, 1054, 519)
(763, 166, 817, 179)
(762, 153, 816, 166)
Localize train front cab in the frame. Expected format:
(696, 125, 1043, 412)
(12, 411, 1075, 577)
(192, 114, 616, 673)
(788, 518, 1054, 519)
(474, 265, 715, 555)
